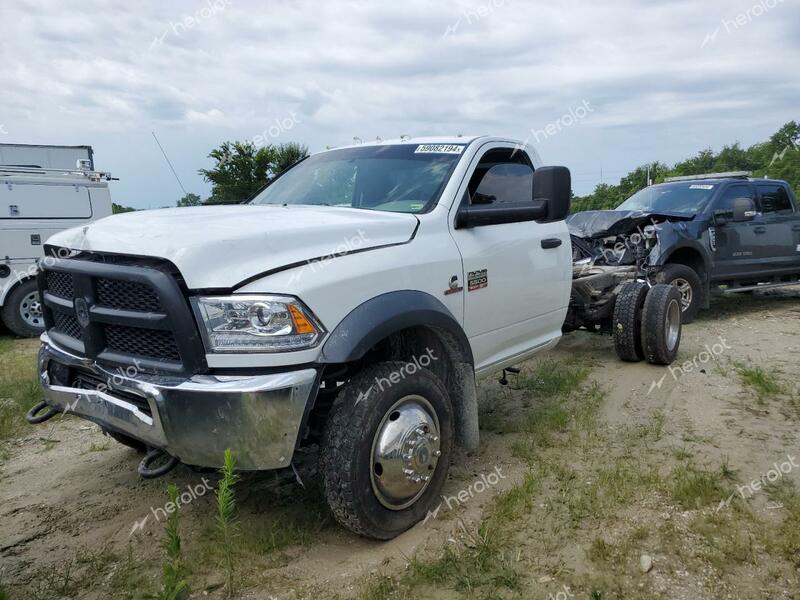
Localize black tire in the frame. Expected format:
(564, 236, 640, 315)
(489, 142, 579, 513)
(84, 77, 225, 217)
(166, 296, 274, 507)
(613, 281, 649, 362)
(104, 429, 147, 453)
(320, 361, 454, 540)
(1, 279, 45, 337)
(655, 264, 704, 324)
(641, 284, 683, 365)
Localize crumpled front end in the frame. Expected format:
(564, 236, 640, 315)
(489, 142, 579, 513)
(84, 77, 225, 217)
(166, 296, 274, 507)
(568, 210, 694, 271)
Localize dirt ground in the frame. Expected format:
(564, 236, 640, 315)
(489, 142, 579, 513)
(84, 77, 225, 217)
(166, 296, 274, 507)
(1, 288, 799, 599)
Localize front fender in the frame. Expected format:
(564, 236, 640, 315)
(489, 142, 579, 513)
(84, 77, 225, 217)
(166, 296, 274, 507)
(649, 224, 714, 275)
(319, 290, 473, 366)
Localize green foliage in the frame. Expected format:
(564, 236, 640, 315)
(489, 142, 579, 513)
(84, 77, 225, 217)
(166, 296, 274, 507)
(199, 141, 309, 205)
(176, 193, 202, 207)
(216, 449, 240, 597)
(572, 121, 800, 212)
(112, 203, 136, 214)
(146, 484, 188, 600)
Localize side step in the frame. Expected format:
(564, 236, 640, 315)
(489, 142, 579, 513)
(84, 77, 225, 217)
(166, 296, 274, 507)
(713, 274, 800, 295)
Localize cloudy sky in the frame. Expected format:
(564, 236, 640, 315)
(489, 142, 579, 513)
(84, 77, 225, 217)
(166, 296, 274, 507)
(1, 0, 798, 209)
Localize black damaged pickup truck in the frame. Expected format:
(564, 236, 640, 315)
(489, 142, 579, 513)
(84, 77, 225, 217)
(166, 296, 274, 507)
(567, 172, 800, 322)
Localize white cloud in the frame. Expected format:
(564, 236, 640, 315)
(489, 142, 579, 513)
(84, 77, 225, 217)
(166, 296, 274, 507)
(0, 0, 797, 207)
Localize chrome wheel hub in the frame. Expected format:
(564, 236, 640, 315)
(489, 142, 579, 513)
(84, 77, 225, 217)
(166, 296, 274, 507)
(665, 298, 681, 352)
(672, 278, 693, 311)
(370, 395, 441, 511)
(20, 291, 44, 329)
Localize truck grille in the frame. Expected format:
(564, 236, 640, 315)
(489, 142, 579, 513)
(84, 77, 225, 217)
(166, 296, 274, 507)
(46, 271, 74, 299)
(96, 279, 162, 312)
(105, 325, 181, 362)
(53, 311, 83, 340)
(38, 255, 206, 375)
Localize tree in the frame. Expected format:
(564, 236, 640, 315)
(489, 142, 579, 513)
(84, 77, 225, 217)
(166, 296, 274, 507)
(177, 193, 202, 207)
(112, 203, 136, 214)
(571, 122, 800, 213)
(199, 141, 309, 205)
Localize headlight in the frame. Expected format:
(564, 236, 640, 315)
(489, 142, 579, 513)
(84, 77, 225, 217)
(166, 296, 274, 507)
(193, 295, 325, 353)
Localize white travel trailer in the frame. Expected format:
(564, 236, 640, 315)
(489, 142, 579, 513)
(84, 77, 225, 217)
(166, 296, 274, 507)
(1, 151, 114, 336)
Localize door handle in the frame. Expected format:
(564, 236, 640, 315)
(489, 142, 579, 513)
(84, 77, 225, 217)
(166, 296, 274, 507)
(754, 226, 766, 234)
(541, 238, 562, 249)
(793, 224, 800, 231)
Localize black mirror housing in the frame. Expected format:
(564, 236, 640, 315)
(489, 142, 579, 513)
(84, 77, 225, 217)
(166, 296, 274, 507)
(456, 202, 547, 229)
(534, 166, 572, 222)
(733, 198, 756, 222)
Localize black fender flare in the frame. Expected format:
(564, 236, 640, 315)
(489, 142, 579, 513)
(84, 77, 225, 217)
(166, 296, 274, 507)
(318, 290, 473, 366)
(653, 240, 713, 277)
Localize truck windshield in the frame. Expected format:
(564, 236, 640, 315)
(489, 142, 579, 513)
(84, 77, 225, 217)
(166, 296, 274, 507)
(616, 182, 717, 215)
(250, 144, 465, 214)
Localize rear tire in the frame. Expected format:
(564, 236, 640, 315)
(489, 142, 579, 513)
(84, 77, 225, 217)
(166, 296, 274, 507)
(655, 264, 703, 324)
(641, 284, 683, 365)
(320, 361, 454, 540)
(613, 281, 649, 362)
(1, 279, 45, 337)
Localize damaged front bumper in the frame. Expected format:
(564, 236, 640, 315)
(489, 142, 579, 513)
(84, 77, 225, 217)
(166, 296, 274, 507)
(37, 335, 318, 470)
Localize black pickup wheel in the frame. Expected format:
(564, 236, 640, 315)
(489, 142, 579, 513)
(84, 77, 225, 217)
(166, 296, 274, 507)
(656, 264, 703, 323)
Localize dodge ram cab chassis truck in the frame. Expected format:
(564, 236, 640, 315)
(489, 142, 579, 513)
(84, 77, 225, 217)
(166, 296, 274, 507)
(26, 137, 682, 539)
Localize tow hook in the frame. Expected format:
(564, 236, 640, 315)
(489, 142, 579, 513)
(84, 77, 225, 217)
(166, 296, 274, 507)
(138, 448, 180, 479)
(25, 401, 61, 424)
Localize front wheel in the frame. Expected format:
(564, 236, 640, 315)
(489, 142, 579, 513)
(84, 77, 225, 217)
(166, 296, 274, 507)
(1, 279, 45, 337)
(655, 264, 704, 323)
(320, 362, 454, 539)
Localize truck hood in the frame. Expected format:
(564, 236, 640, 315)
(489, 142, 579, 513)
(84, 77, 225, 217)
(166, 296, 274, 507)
(47, 205, 419, 289)
(566, 210, 694, 239)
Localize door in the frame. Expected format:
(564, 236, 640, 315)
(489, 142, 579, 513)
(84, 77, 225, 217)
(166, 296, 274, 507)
(1, 182, 93, 220)
(712, 183, 763, 279)
(448, 145, 571, 372)
(756, 182, 800, 272)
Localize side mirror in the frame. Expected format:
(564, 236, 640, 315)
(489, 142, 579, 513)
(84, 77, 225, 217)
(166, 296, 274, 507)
(733, 198, 756, 222)
(456, 203, 546, 229)
(534, 166, 571, 222)
(713, 210, 729, 226)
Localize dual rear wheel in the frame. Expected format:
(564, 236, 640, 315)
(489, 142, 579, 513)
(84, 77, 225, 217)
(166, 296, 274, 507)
(613, 282, 682, 365)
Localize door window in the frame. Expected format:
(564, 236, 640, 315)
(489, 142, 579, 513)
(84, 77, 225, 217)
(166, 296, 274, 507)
(466, 148, 534, 207)
(757, 184, 794, 215)
(715, 184, 755, 215)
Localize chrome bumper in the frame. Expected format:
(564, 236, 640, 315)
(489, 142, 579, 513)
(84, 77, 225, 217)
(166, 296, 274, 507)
(37, 335, 318, 470)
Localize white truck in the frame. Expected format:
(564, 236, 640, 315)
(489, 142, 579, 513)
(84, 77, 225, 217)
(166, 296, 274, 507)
(1, 150, 114, 337)
(27, 137, 683, 539)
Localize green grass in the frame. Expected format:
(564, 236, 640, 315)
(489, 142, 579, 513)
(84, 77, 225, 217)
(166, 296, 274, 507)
(0, 337, 42, 442)
(669, 463, 731, 510)
(516, 358, 591, 398)
(735, 363, 786, 402)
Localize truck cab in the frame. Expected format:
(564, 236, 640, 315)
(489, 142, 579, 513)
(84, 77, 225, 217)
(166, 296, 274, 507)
(1, 163, 114, 336)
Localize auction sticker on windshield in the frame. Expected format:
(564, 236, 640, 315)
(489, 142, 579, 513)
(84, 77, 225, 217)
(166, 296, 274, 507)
(415, 144, 465, 154)
(690, 184, 714, 190)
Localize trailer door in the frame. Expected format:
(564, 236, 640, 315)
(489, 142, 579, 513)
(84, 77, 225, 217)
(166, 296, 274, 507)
(1, 182, 93, 220)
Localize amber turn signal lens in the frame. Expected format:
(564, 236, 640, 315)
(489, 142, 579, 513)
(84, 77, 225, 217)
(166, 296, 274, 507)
(289, 304, 317, 334)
